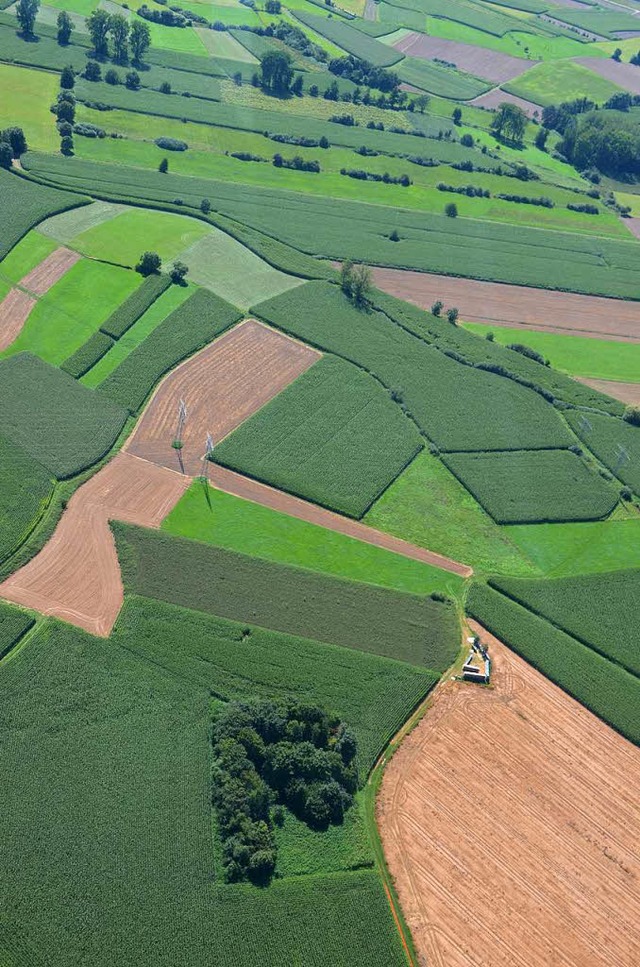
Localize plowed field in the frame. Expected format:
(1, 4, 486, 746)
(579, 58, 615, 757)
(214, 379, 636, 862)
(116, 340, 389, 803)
(372, 266, 640, 340)
(0, 453, 188, 636)
(576, 56, 640, 95)
(577, 377, 640, 404)
(378, 622, 640, 967)
(0, 288, 35, 351)
(471, 88, 540, 117)
(126, 319, 320, 475)
(392, 32, 535, 84)
(19, 246, 81, 296)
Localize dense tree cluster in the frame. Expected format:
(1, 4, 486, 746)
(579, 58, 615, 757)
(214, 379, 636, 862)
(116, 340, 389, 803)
(328, 55, 399, 94)
(559, 108, 640, 179)
(490, 102, 527, 145)
(212, 699, 357, 884)
(86, 10, 150, 63)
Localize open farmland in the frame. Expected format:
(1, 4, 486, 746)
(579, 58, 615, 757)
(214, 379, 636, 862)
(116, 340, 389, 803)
(0, 436, 54, 566)
(18, 245, 80, 295)
(0, 288, 35, 352)
(379, 624, 640, 967)
(390, 30, 537, 83)
(566, 410, 640, 496)
(0, 168, 85, 261)
(578, 378, 640, 405)
(505, 58, 624, 105)
(127, 319, 320, 475)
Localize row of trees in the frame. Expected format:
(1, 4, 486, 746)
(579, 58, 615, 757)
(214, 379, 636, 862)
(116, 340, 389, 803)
(0, 127, 27, 170)
(85, 10, 150, 63)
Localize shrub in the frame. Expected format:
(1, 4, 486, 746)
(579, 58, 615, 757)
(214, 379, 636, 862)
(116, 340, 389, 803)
(154, 137, 188, 151)
(125, 71, 141, 90)
(623, 405, 640, 426)
(158, 157, 168, 173)
(84, 61, 101, 81)
(445, 202, 458, 217)
(507, 343, 547, 365)
(431, 300, 443, 316)
(60, 65, 75, 89)
(105, 69, 120, 86)
(60, 135, 74, 156)
(74, 122, 106, 139)
(460, 133, 473, 147)
(200, 198, 211, 214)
(136, 251, 162, 275)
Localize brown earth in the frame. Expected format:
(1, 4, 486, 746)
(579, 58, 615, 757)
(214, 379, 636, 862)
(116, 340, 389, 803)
(371, 266, 640, 341)
(378, 622, 640, 967)
(0, 288, 35, 351)
(624, 217, 640, 240)
(392, 31, 536, 84)
(470, 87, 541, 117)
(575, 56, 640, 94)
(0, 453, 188, 637)
(126, 319, 320, 475)
(577, 377, 640, 404)
(19, 246, 81, 296)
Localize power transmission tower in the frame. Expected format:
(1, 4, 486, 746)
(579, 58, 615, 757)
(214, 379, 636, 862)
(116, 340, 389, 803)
(201, 432, 214, 480)
(578, 415, 592, 435)
(614, 443, 630, 472)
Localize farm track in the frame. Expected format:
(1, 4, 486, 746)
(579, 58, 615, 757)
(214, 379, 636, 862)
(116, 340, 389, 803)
(391, 32, 536, 85)
(126, 319, 320, 475)
(577, 376, 640, 404)
(371, 266, 640, 341)
(378, 622, 640, 967)
(19, 246, 80, 296)
(0, 288, 35, 351)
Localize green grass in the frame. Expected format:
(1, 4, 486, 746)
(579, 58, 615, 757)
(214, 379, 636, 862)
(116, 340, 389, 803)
(274, 795, 372, 877)
(214, 355, 424, 518)
(292, 11, 404, 66)
(396, 55, 490, 100)
(194, 26, 258, 61)
(505, 59, 623, 107)
(0, 63, 60, 153)
(0, 230, 57, 284)
(366, 449, 538, 576)
(136, 16, 209, 55)
(0, 600, 34, 660)
(162, 481, 463, 595)
(1, 260, 142, 365)
(423, 20, 601, 59)
(115, 522, 461, 671)
(70, 208, 211, 267)
(0, 435, 54, 565)
(381, 0, 525, 36)
(545, 6, 640, 39)
(0, 168, 86, 262)
(463, 324, 640, 382)
(441, 448, 619, 524)
(566, 410, 640, 497)
(100, 273, 171, 339)
(36, 201, 129, 244)
(490, 569, 640, 677)
(466, 582, 640, 745)
(0, 352, 127, 477)
(505, 517, 640, 576)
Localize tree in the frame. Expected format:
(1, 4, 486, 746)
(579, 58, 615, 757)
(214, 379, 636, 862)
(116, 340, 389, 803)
(341, 262, 371, 308)
(415, 94, 429, 114)
(452, 106, 462, 125)
(110, 14, 129, 63)
(260, 50, 293, 96)
(56, 98, 75, 124)
(57, 9, 72, 45)
(170, 261, 189, 284)
(2, 127, 27, 157)
(130, 20, 151, 63)
(491, 101, 527, 144)
(158, 157, 168, 173)
(445, 202, 458, 217)
(159, 81, 171, 94)
(136, 251, 161, 275)
(291, 74, 303, 97)
(0, 143, 13, 170)
(125, 70, 140, 90)
(87, 8, 111, 59)
(446, 307, 459, 325)
(265, 0, 281, 11)
(60, 65, 75, 89)
(232, 70, 242, 86)
(389, 228, 399, 242)
(612, 47, 622, 62)
(60, 135, 74, 156)
(84, 61, 101, 81)
(534, 127, 548, 151)
(431, 300, 443, 317)
(104, 68, 120, 85)
(200, 198, 211, 214)
(460, 133, 473, 147)
(16, 0, 39, 37)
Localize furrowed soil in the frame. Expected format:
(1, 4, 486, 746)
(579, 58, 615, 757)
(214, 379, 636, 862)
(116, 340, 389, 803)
(392, 32, 536, 84)
(577, 377, 640, 404)
(0, 453, 188, 636)
(126, 319, 320, 475)
(19, 246, 81, 296)
(0, 288, 35, 351)
(371, 267, 640, 340)
(470, 88, 541, 117)
(378, 622, 640, 967)
(576, 56, 640, 94)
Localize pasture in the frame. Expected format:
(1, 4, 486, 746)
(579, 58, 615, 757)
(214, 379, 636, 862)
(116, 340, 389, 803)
(0, 63, 60, 153)
(0, 231, 57, 284)
(505, 59, 623, 105)
(506, 518, 640, 576)
(70, 208, 211, 267)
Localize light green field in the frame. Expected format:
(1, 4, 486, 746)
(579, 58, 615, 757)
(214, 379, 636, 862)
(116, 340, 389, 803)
(506, 517, 640, 575)
(1, 260, 141, 364)
(38, 0, 98, 14)
(0, 64, 60, 153)
(70, 209, 211, 266)
(135, 16, 209, 55)
(186, 1, 261, 25)
(505, 59, 622, 106)
(463, 323, 640, 382)
(365, 450, 536, 577)
(81, 282, 193, 385)
(194, 26, 258, 61)
(161, 482, 463, 596)
(37, 202, 129, 243)
(180, 228, 305, 308)
(423, 18, 602, 59)
(0, 232, 57, 284)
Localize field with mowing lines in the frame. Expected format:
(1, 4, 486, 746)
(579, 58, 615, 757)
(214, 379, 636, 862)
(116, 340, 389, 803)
(506, 518, 640, 576)
(505, 59, 623, 105)
(127, 319, 319, 475)
(396, 54, 490, 98)
(0, 168, 85, 262)
(0, 63, 60, 152)
(214, 354, 424, 518)
(37, 201, 129, 243)
(70, 208, 211, 266)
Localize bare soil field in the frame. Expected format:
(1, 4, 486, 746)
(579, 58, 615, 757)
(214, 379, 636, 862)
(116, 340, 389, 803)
(0, 288, 35, 351)
(470, 87, 541, 117)
(19, 246, 81, 296)
(624, 217, 640, 240)
(578, 376, 640, 404)
(0, 453, 188, 636)
(126, 319, 320, 475)
(392, 32, 536, 84)
(575, 56, 640, 94)
(207, 463, 472, 577)
(371, 266, 640, 340)
(378, 622, 640, 967)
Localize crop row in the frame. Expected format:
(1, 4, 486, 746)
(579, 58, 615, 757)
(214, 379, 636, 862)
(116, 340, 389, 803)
(115, 521, 459, 672)
(0, 599, 34, 660)
(566, 410, 640, 496)
(293, 12, 404, 68)
(61, 331, 115, 379)
(101, 273, 171, 339)
(466, 582, 640, 746)
(0, 433, 54, 563)
(381, 0, 527, 36)
(396, 56, 490, 101)
(215, 355, 423, 517)
(0, 167, 85, 262)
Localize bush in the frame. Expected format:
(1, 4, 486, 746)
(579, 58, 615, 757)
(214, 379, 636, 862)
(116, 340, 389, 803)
(74, 122, 106, 139)
(126, 71, 141, 90)
(158, 157, 168, 173)
(445, 202, 458, 217)
(84, 61, 101, 81)
(154, 137, 188, 151)
(60, 135, 74, 156)
(105, 69, 120, 86)
(507, 343, 547, 365)
(60, 65, 75, 89)
(623, 405, 640, 426)
(460, 133, 473, 147)
(136, 251, 162, 275)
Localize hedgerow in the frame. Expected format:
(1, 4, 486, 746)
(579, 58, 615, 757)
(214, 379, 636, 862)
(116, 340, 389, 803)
(566, 410, 640, 495)
(441, 449, 618, 524)
(490, 570, 640, 678)
(100, 273, 171, 339)
(114, 522, 460, 671)
(0, 353, 127, 478)
(99, 288, 242, 412)
(466, 583, 640, 746)
(61, 331, 115, 379)
(214, 355, 423, 517)
(0, 167, 86, 261)
(0, 600, 34, 660)
(0, 435, 53, 565)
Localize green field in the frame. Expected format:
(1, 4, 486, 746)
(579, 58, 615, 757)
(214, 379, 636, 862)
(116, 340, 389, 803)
(0, 168, 85, 262)
(214, 355, 423, 518)
(36, 201, 129, 243)
(70, 208, 211, 266)
(61, 330, 115, 378)
(506, 517, 640, 576)
(100, 273, 171, 339)
(0, 63, 60, 152)
(505, 59, 623, 106)
(162, 481, 464, 595)
(567, 410, 640, 496)
(396, 55, 490, 99)
(0, 230, 57, 284)
(0, 435, 54, 564)
(293, 11, 404, 66)
(0, 600, 34, 659)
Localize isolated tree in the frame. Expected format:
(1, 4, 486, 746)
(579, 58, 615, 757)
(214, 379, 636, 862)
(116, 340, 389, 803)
(2, 127, 27, 156)
(612, 47, 622, 62)
(159, 81, 171, 94)
(87, 8, 111, 59)
(130, 20, 151, 64)
(200, 197, 211, 214)
(57, 9, 72, 45)
(431, 300, 443, 317)
(291, 74, 303, 97)
(351, 263, 371, 308)
(389, 228, 399, 242)
(0, 143, 13, 170)
(260, 50, 293, 96)
(340, 259, 355, 298)
(451, 106, 462, 125)
(56, 98, 75, 124)
(84, 60, 101, 81)
(136, 251, 162, 275)
(491, 101, 527, 144)
(125, 70, 140, 90)
(170, 261, 189, 284)
(110, 14, 129, 63)
(60, 65, 75, 89)
(60, 134, 74, 155)
(16, 0, 39, 37)
(445, 201, 458, 217)
(158, 157, 168, 172)
(414, 94, 429, 114)
(447, 307, 459, 325)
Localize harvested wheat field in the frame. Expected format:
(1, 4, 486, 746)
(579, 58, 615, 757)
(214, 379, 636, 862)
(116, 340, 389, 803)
(372, 266, 640, 340)
(0, 452, 188, 636)
(19, 246, 81, 296)
(392, 32, 535, 84)
(126, 319, 320, 475)
(578, 377, 640, 405)
(378, 622, 640, 967)
(0, 288, 35, 351)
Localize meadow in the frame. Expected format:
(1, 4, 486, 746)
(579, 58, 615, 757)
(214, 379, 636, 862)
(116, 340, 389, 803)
(505, 59, 623, 106)
(505, 518, 640, 576)
(0, 229, 57, 283)
(0, 63, 60, 152)
(70, 207, 211, 266)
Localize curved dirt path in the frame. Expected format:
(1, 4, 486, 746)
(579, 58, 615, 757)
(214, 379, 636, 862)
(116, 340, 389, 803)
(378, 623, 640, 966)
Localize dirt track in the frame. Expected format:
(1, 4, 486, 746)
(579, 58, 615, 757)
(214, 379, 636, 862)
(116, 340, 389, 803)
(19, 246, 80, 296)
(372, 266, 640, 341)
(378, 622, 640, 967)
(0, 288, 35, 351)
(127, 319, 320, 475)
(0, 453, 188, 637)
(392, 32, 535, 84)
